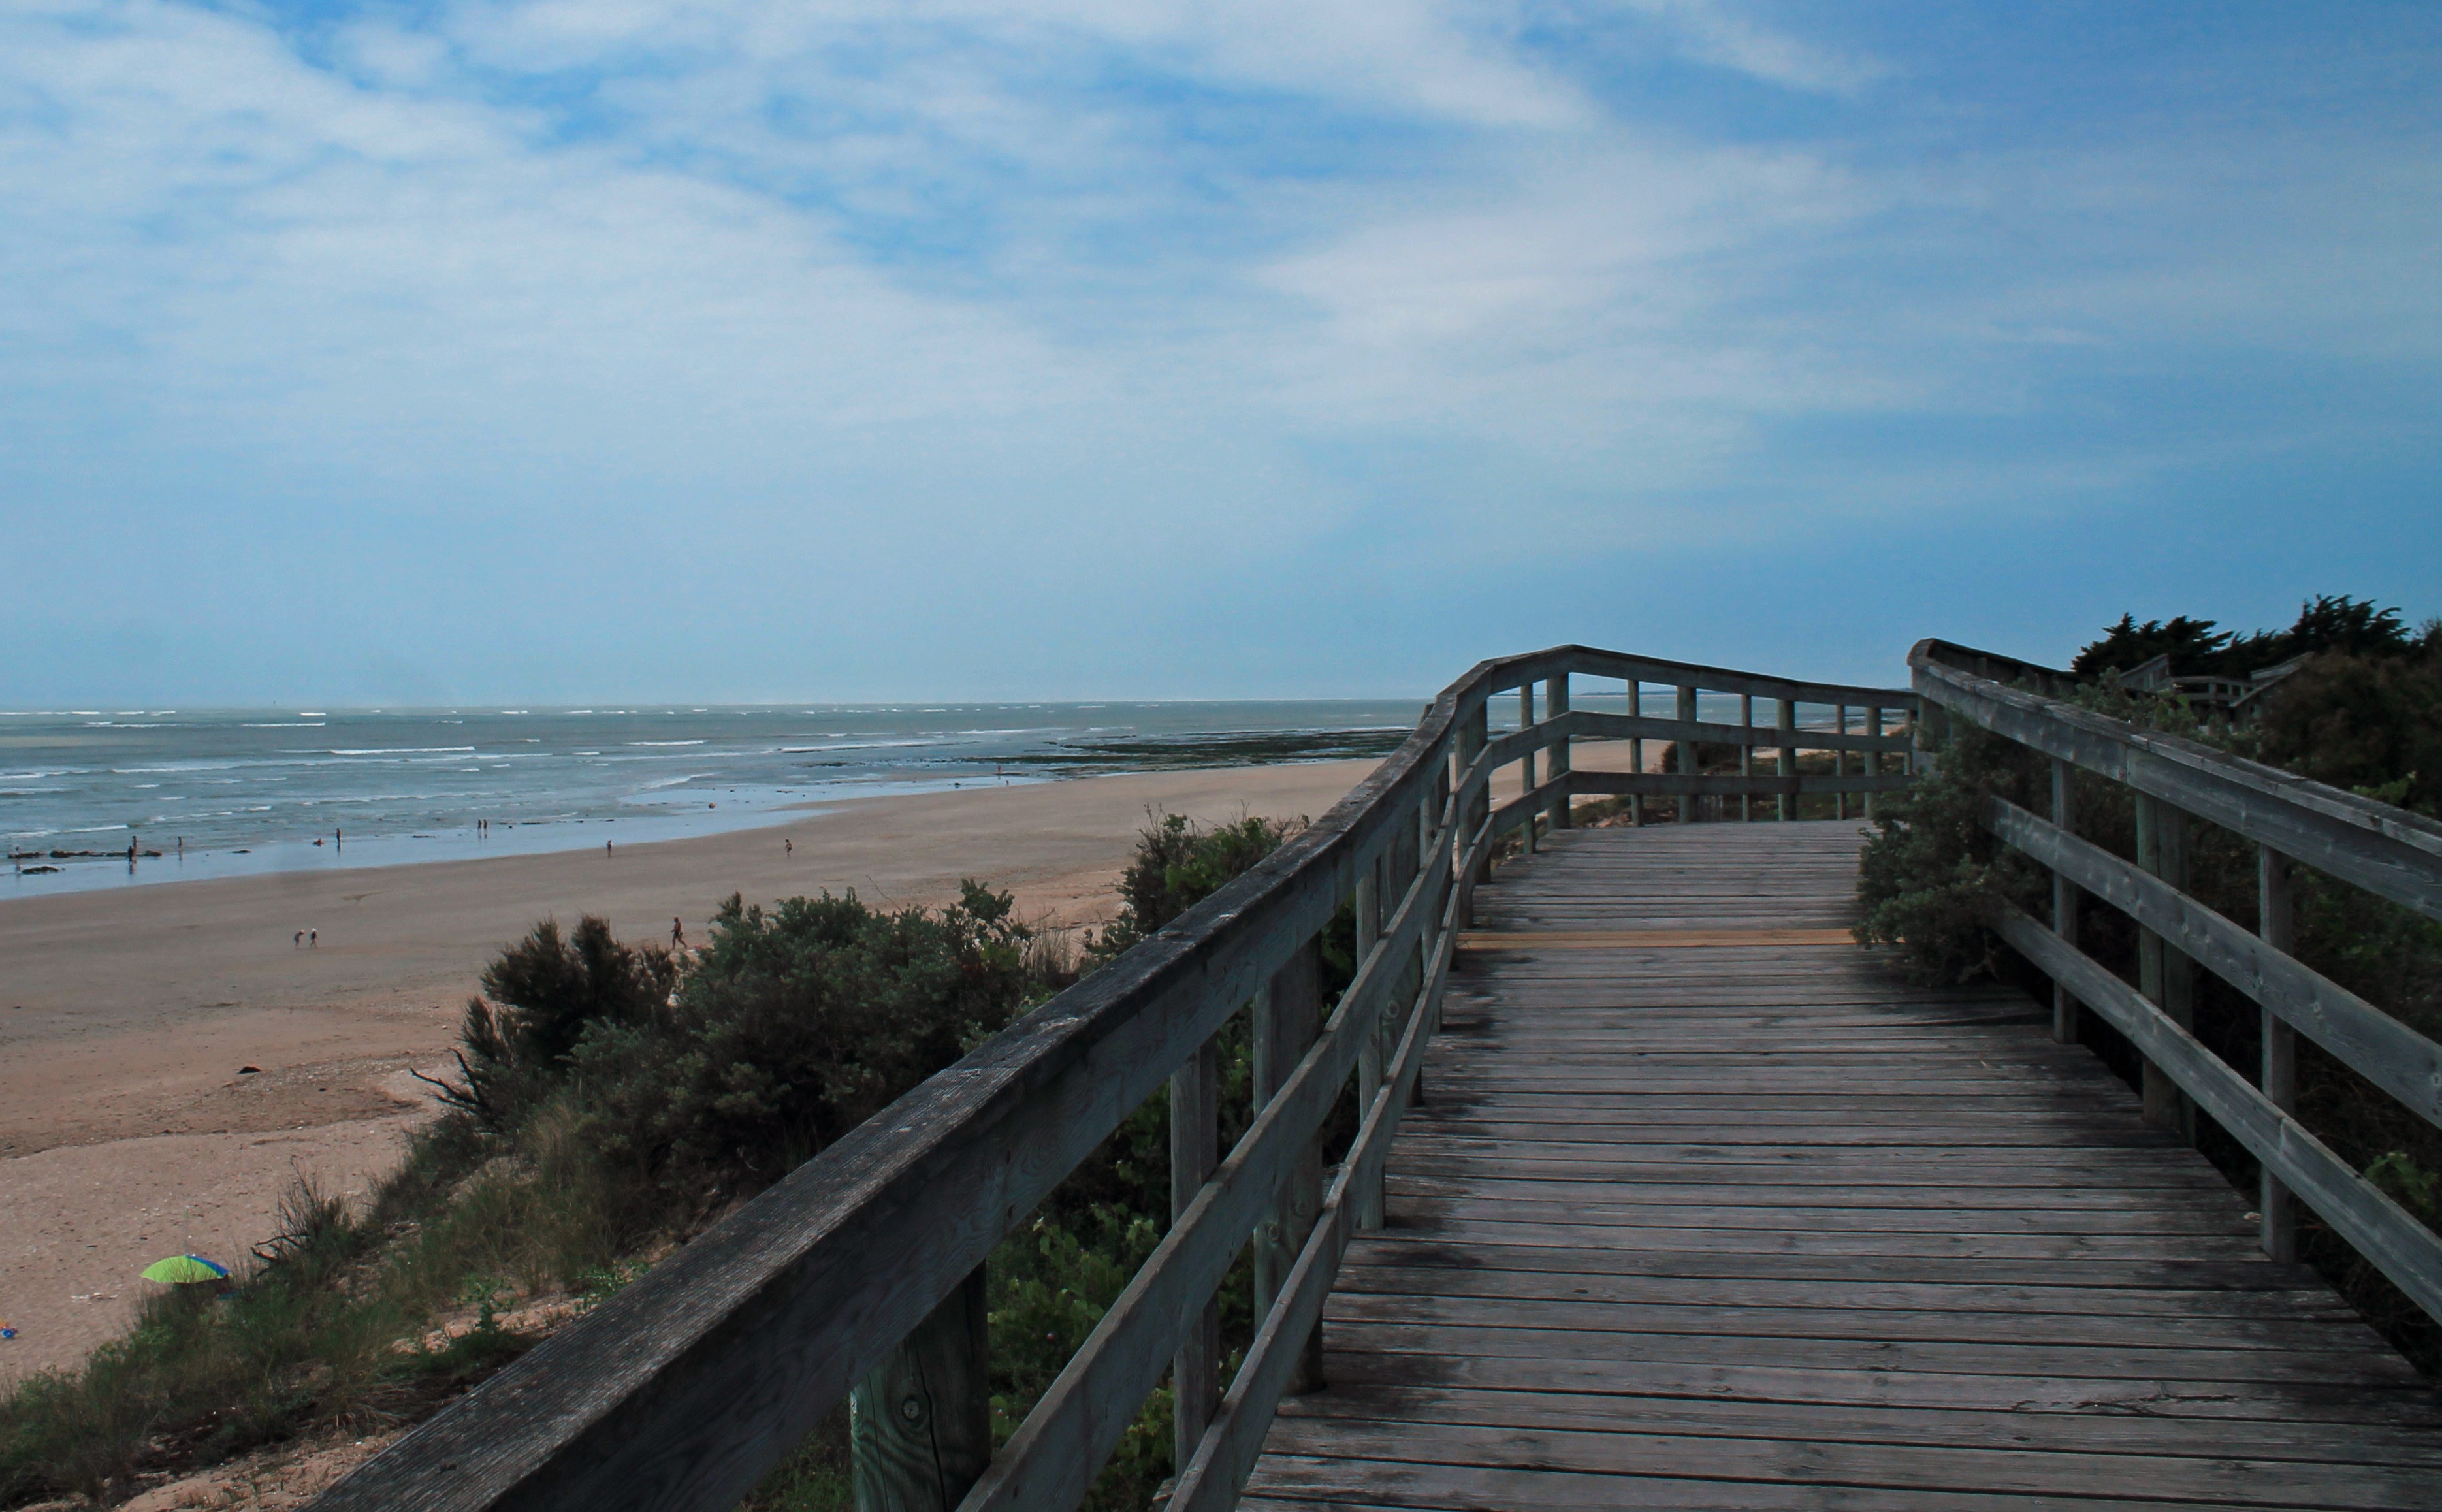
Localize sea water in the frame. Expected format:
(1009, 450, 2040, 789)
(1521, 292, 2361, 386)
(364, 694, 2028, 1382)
(0, 701, 1431, 896)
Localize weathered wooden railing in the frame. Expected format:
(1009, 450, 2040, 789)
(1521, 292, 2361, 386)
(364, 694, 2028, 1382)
(310, 646, 1914, 1512)
(1912, 638, 2442, 1321)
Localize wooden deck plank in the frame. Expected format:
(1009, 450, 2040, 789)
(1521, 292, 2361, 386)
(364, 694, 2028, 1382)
(1244, 822, 2442, 1507)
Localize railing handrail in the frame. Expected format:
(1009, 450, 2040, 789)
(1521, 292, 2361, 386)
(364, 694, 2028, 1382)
(1472, 643, 1916, 711)
(311, 645, 1918, 1512)
(1912, 637, 2442, 1330)
(1910, 638, 2442, 921)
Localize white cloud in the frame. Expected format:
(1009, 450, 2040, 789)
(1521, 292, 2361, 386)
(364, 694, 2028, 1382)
(1624, 1, 1890, 98)
(1, 0, 2436, 701)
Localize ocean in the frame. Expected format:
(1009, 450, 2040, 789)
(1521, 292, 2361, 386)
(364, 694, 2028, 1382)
(0, 701, 1433, 897)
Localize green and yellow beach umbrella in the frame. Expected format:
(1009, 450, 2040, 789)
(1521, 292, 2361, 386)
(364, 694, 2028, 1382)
(140, 1255, 231, 1285)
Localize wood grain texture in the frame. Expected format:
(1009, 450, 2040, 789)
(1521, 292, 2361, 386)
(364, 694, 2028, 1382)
(1244, 824, 2442, 1512)
(848, 1268, 989, 1512)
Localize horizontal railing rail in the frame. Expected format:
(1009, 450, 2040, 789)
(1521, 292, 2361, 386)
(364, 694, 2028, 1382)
(312, 645, 1914, 1512)
(1911, 638, 2442, 1322)
(1916, 639, 2442, 919)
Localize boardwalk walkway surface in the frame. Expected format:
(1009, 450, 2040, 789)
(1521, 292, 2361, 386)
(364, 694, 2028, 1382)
(1245, 822, 2442, 1510)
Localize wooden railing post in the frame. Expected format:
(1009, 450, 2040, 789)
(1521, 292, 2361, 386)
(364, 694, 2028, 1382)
(1739, 694, 1754, 822)
(1410, 791, 1438, 1081)
(1547, 673, 1571, 831)
(1913, 700, 1948, 774)
(1518, 683, 1537, 851)
(1354, 854, 1386, 1231)
(1459, 702, 1490, 904)
(1865, 707, 1884, 822)
(850, 1268, 991, 1512)
(1251, 939, 1325, 1394)
(1675, 684, 1697, 823)
(1168, 1036, 1221, 1469)
(2260, 846, 2298, 1263)
(2134, 794, 2196, 1140)
(1628, 681, 1645, 826)
(1776, 698, 1797, 820)
(1833, 705, 1848, 821)
(2050, 758, 2080, 1045)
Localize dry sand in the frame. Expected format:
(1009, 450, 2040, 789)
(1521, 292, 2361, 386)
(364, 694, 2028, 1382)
(0, 758, 1388, 1382)
(0, 739, 1658, 1385)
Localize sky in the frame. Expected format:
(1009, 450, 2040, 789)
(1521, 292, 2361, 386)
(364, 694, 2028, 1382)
(3, 1, 2437, 705)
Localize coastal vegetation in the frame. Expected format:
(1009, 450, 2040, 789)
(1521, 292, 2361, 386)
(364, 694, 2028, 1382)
(1856, 596, 2442, 1368)
(0, 811, 1334, 1511)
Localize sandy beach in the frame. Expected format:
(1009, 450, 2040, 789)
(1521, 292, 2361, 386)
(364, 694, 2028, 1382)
(1, 758, 1392, 1381)
(0, 737, 1667, 1383)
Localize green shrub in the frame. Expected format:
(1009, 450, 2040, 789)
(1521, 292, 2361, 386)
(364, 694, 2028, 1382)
(2252, 648, 2442, 818)
(1853, 721, 2048, 985)
(562, 883, 1048, 1204)
(1089, 811, 1303, 961)
(445, 916, 677, 1133)
(8, 824, 1340, 1509)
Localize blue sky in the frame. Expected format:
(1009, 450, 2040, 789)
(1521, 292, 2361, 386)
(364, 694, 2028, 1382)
(4, 1, 2436, 703)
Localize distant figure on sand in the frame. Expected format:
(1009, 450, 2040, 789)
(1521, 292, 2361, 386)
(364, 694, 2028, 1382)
(784, 838, 792, 856)
(672, 916, 687, 950)
(309, 929, 317, 948)
(606, 840, 613, 858)
(294, 931, 303, 948)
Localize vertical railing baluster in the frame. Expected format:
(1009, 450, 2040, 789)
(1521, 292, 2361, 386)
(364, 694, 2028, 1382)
(1912, 698, 1948, 774)
(1547, 673, 1571, 831)
(1251, 940, 1325, 1394)
(1834, 705, 1848, 822)
(2259, 847, 2298, 1263)
(1461, 701, 1490, 903)
(1776, 698, 1797, 820)
(1739, 694, 1753, 822)
(2135, 795, 2196, 1140)
(1414, 788, 1440, 1074)
(850, 1269, 991, 1512)
(1675, 684, 1697, 823)
(1354, 853, 1385, 1231)
(1169, 1035, 1220, 1468)
(1519, 683, 1537, 850)
(1865, 707, 1884, 822)
(1629, 681, 1645, 826)
(2051, 758, 2080, 1045)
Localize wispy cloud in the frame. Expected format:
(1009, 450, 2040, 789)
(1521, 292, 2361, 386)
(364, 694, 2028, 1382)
(1, 1, 2435, 699)
(1624, 0, 1891, 97)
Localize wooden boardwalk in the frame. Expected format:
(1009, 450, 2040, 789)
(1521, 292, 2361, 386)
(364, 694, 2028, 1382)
(1246, 822, 2442, 1510)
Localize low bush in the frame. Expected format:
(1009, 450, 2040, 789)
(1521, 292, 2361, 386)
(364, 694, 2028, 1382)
(5, 803, 1376, 1511)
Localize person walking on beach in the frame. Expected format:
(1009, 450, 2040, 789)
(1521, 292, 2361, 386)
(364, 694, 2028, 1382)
(784, 837, 792, 856)
(294, 930, 303, 948)
(672, 916, 687, 951)
(309, 929, 317, 948)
